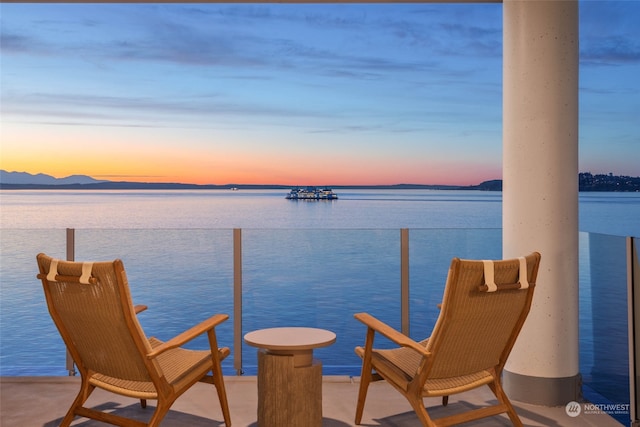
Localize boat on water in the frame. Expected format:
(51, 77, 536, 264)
(286, 187, 338, 200)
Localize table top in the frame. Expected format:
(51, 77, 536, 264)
(244, 327, 336, 351)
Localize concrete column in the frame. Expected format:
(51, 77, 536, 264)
(502, 0, 581, 405)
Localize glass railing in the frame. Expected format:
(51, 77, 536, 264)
(0, 229, 68, 375)
(628, 236, 639, 426)
(578, 232, 632, 425)
(0, 227, 635, 424)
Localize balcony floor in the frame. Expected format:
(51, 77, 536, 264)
(1, 375, 622, 427)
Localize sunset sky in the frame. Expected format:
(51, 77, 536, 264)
(1, 2, 639, 186)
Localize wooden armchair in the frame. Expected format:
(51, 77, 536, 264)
(354, 252, 541, 427)
(36, 253, 232, 427)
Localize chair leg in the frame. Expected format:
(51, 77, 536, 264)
(61, 379, 95, 427)
(442, 395, 449, 406)
(406, 395, 437, 427)
(488, 381, 523, 427)
(212, 367, 232, 426)
(207, 330, 231, 426)
(355, 349, 374, 424)
(355, 370, 372, 425)
(355, 328, 377, 425)
(140, 399, 147, 409)
(147, 398, 173, 427)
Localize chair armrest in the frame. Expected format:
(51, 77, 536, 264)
(134, 305, 148, 314)
(147, 313, 229, 358)
(354, 312, 430, 357)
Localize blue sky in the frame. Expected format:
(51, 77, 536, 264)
(1, 2, 638, 185)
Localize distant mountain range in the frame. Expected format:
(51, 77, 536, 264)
(0, 170, 106, 186)
(0, 170, 638, 192)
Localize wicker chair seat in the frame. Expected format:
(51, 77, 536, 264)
(369, 344, 494, 397)
(89, 337, 226, 399)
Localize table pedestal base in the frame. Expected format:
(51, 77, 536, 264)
(257, 349, 322, 427)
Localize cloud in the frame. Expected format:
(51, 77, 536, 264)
(0, 4, 502, 140)
(0, 31, 46, 54)
(579, 0, 640, 66)
(0, 32, 26, 51)
(1, 4, 501, 88)
(1, 89, 341, 130)
(580, 36, 640, 66)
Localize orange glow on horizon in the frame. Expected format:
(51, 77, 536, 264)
(1, 162, 501, 187)
(1, 124, 502, 186)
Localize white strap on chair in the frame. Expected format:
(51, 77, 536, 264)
(45, 258, 94, 284)
(518, 256, 529, 289)
(47, 258, 59, 282)
(482, 260, 497, 292)
(80, 262, 94, 285)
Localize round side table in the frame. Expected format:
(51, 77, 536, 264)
(244, 327, 336, 427)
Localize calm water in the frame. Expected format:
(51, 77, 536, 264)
(1, 189, 637, 235)
(0, 189, 638, 420)
(0, 189, 504, 229)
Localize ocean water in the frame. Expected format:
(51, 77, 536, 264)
(0, 189, 638, 418)
(0, 189, 503, 229)
(1, 189, 637, 234)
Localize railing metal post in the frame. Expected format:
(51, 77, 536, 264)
(628, 236, 640, 426)
(233, 228, 243, 375)
(401, 228, 410, 336)
(65, 228, 77, 376)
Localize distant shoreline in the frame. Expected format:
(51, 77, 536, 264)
(1, 173, 639, 192)
(0, 181, 500, 191)
(0, 183, 474, 190)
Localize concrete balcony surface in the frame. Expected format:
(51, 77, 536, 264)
(1, 375, 622, 427)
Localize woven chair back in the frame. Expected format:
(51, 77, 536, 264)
(425, 252, 540, 379)
(37, 254, 153, 382)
